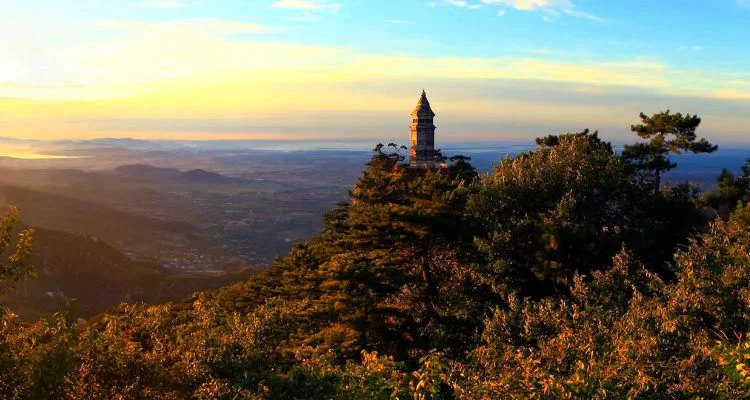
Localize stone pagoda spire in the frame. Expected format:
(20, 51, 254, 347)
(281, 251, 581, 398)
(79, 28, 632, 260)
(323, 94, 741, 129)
(409, 90, 437, 168)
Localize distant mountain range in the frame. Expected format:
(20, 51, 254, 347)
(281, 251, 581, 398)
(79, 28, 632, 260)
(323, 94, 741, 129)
(0, 162, 336, 271)
(112, 164, 182, 180)
(113, 163, 239, 183)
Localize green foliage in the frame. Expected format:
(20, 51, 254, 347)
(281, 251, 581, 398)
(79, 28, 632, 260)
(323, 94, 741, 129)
(340, 144, 482, 353)
(468, 134, 640, 293)
(730, 201, 750, 228)
(0, 205, 34, 296)
(1, 227, 255, 320)
(702, 159, 750, 212)
(2, 129, 748, 399)
(622, 110, 717, 192)
(715, 341, 750, 397)
(462, 221, 750, 398)
(535, 128, 612, 153)
(446, 155, 477, 183)
(411, 351, 450, 400)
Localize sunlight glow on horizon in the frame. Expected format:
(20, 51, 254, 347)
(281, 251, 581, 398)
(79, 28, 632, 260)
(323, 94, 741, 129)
(0, 151, 81, 160)
(1, 1, 749, 142)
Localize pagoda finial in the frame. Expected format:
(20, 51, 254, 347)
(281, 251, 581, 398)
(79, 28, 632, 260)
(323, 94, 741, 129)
(412, 89, 435, 117)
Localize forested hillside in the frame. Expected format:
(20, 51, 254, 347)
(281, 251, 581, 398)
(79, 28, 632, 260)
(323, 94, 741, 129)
(0, 184, 200, 262)
(2, 112, 750, 399)
(0, 161, 347, 270)
(0, 227, 255, 320)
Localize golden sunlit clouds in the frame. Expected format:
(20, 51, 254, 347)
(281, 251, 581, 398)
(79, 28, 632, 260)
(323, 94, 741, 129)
(4, 17, 746, 98)
(0, 151, 79, 159)
(1, 17, 749, 140)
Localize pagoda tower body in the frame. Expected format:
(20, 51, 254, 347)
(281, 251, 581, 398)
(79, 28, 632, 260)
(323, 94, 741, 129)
(410, 90, 436, 168)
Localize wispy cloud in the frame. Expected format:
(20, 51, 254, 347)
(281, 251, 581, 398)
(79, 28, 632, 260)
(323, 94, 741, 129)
(4, 15, 745, 103)
(446, 0, 604, 21)
(559, 7, 605, 22)
(0, 10, 746, 141)
(446, 0, 482, 9)
(138, 0, 190, 9)
(483, 0, 569, 11)
(272, 0, 340, 22)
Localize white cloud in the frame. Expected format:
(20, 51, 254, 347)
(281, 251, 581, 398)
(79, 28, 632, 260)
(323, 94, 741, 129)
(3, 17, 745, 103)
(272, 0, 340, 22)
(0, 18, 291, 100)
(445, 0, 483, 9)
(482, 0, 567, 11)
(497, 9, 507, 16)
(561, 8, 605, 22)
(2, 19, 749, 140)
(445, 0, 605, 21)
(447, 0, 468, 7)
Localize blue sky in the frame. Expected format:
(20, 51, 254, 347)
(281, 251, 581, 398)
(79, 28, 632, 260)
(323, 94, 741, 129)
(0, 0, 749, 143)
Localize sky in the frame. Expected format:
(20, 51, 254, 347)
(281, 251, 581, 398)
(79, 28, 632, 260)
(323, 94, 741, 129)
(0, 0, 749, 143)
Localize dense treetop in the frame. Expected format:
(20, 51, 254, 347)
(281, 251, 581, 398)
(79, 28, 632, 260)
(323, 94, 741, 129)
(1, 110, 749, 399)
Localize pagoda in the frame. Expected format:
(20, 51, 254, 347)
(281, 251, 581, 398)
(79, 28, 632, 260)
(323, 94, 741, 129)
(409, 90, 437, 168)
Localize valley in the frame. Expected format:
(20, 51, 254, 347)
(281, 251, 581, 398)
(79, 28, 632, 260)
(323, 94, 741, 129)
(0, 137, 747, 321)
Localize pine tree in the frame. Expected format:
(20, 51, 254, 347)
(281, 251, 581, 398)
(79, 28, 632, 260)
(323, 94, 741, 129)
(622, 110, 717, 193)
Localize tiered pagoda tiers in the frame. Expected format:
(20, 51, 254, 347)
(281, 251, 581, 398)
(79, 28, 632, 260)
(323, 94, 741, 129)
(409, 90, 437, 168)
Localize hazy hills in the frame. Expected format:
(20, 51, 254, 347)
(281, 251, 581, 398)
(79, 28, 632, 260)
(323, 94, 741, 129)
(0, 167, 264, 319)
(1, 227, 255, 320)
(2, 138, 746, 323)
(113, 164, 182, 180)
(0, 157, 347, 320)
(0, 161, 343, 270)
(0, 184, 202, 263)
(113, 163, 239, 184)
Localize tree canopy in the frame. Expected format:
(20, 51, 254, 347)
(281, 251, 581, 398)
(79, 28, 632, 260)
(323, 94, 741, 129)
(622, 110, 717, 192)
(0, 206, 34, 299)
(1, 113, 749, 399)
